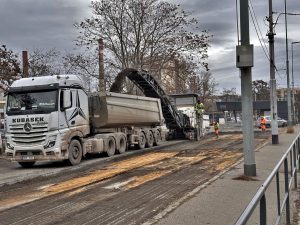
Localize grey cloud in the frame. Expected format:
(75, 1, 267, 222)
(0, 0, 90, 51)
(0, 0, 299, 91)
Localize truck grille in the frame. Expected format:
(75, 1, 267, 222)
(9, 123, 48, 146)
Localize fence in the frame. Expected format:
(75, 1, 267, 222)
(235, 133, 300, 225)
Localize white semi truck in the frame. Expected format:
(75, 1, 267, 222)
(4, 75, 163, 167)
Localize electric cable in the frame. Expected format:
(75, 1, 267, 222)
(236, 0, 240, 45)
(249, 0, 269, 56)
(249, 2, 270, 62)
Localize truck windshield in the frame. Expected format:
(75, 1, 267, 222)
(6, 90, 58, 115)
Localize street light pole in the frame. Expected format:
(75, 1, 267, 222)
(268, 0, 279, 144)
(284, 0, 292, 127)
(291, 41, 300, 123)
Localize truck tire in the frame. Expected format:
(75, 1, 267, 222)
(106, 136, 116, 157)
(146, 131, 154, 148)
(18, 161, 35, 168)
(67, 139, 82, 166)
(137, 132, 146, 149)
(117, 135, 127, 154)
(153, 130, 161, 146)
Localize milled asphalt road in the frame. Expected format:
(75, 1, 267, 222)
(153, 125, 300, 225)
(1, 123, 297, 225)
(0, 140, 185, 187)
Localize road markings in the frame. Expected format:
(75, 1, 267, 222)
(45, 152, 177, 193)
(0, 152, 177, 211)
(125, 171, 171, 189)
(103, 178, 136, 190)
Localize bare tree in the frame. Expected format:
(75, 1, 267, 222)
(75, 0, 210, 89)
(160, 57, 197, 94)
(220, 88, 240, 102)
(0, 44, 21, 90)
(29, 48, 62, 76)
(193, 71, 218, 101)
(63, 50, 120, 92)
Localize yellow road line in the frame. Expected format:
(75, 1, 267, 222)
(0, 152, 177, 211)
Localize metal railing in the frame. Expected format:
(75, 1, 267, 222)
(235, 133, 300, 225)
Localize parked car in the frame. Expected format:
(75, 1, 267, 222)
(255, 116, 287, 128)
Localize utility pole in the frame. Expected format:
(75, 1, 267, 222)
(268, 0, 279, 144)
(291, 41, 300, 123)
(98, 38, 105, 95)
(22, 51, 29, 78)
(237, 0, 256, 176)
(284, 0, 292, 128)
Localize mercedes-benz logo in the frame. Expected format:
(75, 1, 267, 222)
(24, 122, 32, 133)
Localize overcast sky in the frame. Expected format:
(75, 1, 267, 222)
(1, 0, 300, 93)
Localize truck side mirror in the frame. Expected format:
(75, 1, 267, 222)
(61, 89, 72, 111)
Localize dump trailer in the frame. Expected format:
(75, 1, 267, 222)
(4, 75, 163, 167)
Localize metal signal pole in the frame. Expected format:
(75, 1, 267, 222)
(237, 0, 256, 176)
(268, 0, 279, 144)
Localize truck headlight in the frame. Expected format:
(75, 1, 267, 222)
(6, 142, 14, 150)
(44, 140, 56, 149)
(44, 136, 57, 149)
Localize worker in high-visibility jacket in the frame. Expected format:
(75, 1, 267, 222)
(260, 116, 266, 132)
(195, 100, 205, 119)
(213, 121, 219, 138)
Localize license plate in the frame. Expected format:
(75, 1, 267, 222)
(22, 156, 35, 160)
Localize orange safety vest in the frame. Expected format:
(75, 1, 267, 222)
(260, 118, 266, 129)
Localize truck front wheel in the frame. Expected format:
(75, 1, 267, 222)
(67, 139, 82, 166)
(18, 161, 35, 168)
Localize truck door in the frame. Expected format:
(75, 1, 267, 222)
(59, 88, 89, 137)
(64, 89, 89, 128)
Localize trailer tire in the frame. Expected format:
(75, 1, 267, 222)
(106, 137, 116, 157)
(117, 135, 127, 154)
(67, 139, 82, 166)
(137, 132, 146, 149)
(153, 130, 161, 146)
(146, 131, 154, 148)
(18, 161, 35, 168)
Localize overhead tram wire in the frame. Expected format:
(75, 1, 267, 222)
(272, 11, 300, 82)
(248, 0, 270, 62)
(236, 0, 240, 45)
(273, 11, 300, 27)
(249, 0, 269, 57)
(236, 0, 282, 82)
(249, 0, 283, 81)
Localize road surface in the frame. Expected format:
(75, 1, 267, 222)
(0, 132, 269, 225)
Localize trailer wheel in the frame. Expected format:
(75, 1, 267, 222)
(153, 130, 161, 146)
(106, 137, 116, 157)
(137, 132, 146, 149)
(117, 135, 127, 154)
(146, 131, 154, 148)
(18, 161, 35, 168)
(67, 139, 82, 166)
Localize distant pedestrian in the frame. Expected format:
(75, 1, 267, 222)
(260, 116, 266, 132)
(214, 121, 219, 138)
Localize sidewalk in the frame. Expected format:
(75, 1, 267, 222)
(152, 125, 300, 225)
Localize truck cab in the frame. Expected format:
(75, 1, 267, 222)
(4, 75, 90, 167)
